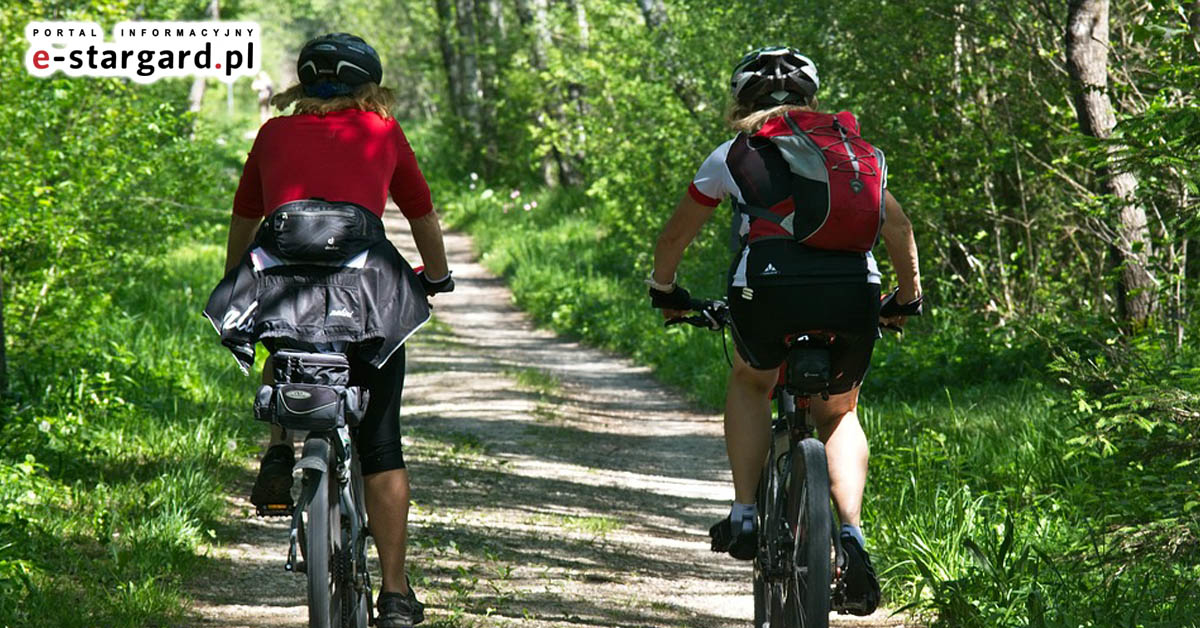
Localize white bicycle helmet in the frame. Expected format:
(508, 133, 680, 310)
(730, 47, 819, 107)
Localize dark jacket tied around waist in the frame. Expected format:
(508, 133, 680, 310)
(204, 199, 430, 373)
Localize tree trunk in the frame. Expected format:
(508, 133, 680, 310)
(529, 0, 551, 72)
(558, 0, 590, 186)
(636, 0, 667, 29)
(1189, 2, 1200, 54)
(455, 0, 483, 136)
(524, 0, 560, 185)
(188, 0, 220, 113)
(569, 0, 590, 49)
(475, 0, 504, 170)
(1065, 0, 1157, 323)
(435, 0, 462, 117)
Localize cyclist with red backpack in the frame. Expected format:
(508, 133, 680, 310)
(647, 47, 922, 615)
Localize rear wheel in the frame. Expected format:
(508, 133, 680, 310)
(754, 434, 792, 627)
(302, 439, 342, 628)
(785, 437, 832, 627)
(347, 456, 371, 628)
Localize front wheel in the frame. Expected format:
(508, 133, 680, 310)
(786, 437, 833, 627)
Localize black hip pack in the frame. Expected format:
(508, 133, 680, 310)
(259, 199, 386, 262)
(254, 350, 369, 430)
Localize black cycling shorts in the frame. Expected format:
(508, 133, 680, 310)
(348, 347, 408, 475)
(728, 282, 881, 394)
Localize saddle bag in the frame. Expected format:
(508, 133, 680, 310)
(254, 350, 370, 430)
(260, 199, 386, 262)
(785, 347, 831, 397)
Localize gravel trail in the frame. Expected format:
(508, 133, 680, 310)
(185, 212, 912, 628)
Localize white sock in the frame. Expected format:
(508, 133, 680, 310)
(841, 523, 866, 548)
(730, 502, 757, 534)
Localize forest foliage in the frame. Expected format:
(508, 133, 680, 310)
(1, 0, 1198, 625)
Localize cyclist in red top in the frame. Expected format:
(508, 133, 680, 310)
(647, 47, 923, 615)
(223, 33, 448, 628)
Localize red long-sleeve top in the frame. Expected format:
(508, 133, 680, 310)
(232, 108, 433, 220)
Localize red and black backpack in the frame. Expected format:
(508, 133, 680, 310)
(728, 110, 886, 253)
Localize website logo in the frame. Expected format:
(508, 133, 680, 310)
(25, 20, 260, 83)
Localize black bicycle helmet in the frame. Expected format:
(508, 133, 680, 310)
(297, 33, 382, 97)
(730, 47, 819, 107)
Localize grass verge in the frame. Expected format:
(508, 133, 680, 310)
(0, 221, 262, 626)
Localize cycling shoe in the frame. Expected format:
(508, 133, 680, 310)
(709, 515, 757, 561)
(250, 444, 294, 515)
(377, 585, 425, 628)
(836, 532, 881, 616)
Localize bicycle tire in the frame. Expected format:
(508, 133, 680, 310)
(754, 425, 793, 628)
(347, 455, 371, 628)
(785, 437, 832, 628)
(302, 438, 342, 628)
(752, 466, 771, 628)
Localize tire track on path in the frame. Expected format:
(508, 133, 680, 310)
(186, 210, 909, 627)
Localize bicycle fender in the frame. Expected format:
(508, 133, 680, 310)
(296, 437, 331, 474)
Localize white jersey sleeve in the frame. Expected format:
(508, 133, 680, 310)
(687, 140, 740, 206)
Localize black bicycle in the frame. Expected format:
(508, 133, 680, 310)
(254, 349, 373, 628)
(669, 301, 844, 628)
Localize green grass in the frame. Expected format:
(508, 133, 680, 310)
(0, 222, 263, 627)
(503, 367, 563, 399)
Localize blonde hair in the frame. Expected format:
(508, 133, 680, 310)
(270, 83, 395, 118)
(726, 100, 818, 134)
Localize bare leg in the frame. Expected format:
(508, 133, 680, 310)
(364, 468, 411, 595)
(810, 388, 868, 527)
(724, 351, 779, 504)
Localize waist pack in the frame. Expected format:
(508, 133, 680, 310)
(259, 199, 386, 262)
(253, 350, 369, 430)
(735, 111, 886, 253)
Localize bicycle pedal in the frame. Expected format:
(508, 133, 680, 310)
(255, 503, 294, 517)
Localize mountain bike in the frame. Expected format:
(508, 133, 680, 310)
(254, 349, 374, 628)
(669, 301, 850, 628)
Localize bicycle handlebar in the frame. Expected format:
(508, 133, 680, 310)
(663, 299, 730, 331)
(664, 298, 904, 334)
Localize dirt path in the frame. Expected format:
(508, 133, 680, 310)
(186, 213, 911, 627)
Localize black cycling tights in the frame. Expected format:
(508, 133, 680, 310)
(348, 347, 407, 475)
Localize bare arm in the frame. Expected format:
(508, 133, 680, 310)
(408, 210, 450, 279)
(225, 214, 262, 273)
(652, 193, 717, 286)
(880, 190, 922, 303)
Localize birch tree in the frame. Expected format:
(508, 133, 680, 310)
(1066, 0, 1157, 324)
